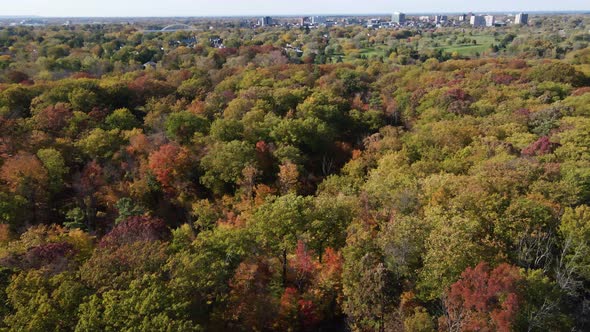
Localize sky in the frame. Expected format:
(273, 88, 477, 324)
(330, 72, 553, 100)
(2, 0, 589, 17)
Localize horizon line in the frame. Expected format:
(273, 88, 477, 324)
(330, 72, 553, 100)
(1, 10, 590, 19)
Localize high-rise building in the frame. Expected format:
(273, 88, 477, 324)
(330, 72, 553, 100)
(311, 16, 327, 25)
(392, 12, 406, 24)
(458, 14, 467, 22)
(470, 15, 486, 27)
(434, 15, 447, 24)
(515, 13, 529, 25)
(485, 15, 495, 27)
(260, 16, 273, 27)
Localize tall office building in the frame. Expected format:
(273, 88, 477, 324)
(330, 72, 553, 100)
(515, 13, 529, 25)
(470, 15, 486, 27)
(311, 16, 327, 25)
(260, 16, 273, 27)
(434, 15, 447, 24)
(485, 15, 495, 27)
(392, 12, 406, 24)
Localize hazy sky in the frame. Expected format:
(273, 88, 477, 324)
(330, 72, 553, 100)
(3, 0, 589, 17)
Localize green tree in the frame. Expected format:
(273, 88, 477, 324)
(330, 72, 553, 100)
(4, 271, 89, 332)
(200, 140, 256, 194)
(559, 205, 590, 289)
(251, 194, 313, 285)
(115, 198, 146, 224)
(342, 220, 398, 331)
(166, 226, 252, 327)
(306, 194, 354, 261)
(37, 148, 68, 194)
(68, 88, 99, 112)
(76, 274, 198, 332)
(418, 208, 489, 301)
(177, 76, 211, 101)
(104, 108, 139, 131)
(165, 111, 209, 144)
(210, 118, 244, 142)
(76, 128, 124, 160)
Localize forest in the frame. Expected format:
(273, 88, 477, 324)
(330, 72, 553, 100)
(1, 14, 590, 331)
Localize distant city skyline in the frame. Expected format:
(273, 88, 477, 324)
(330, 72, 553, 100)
(2, 0, 589, 17)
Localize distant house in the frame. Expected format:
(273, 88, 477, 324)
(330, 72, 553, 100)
(209, 37, 224, 48)
(367, 18, 381, 29)
(142, 61, 157, 69)
(168, 36, 198, 47)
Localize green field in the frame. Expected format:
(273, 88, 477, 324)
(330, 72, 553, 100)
(330, 34, 500, 63)
(441, 43, 491, 56)
(420, 34, 498, 56)
(329, 46, 389, 63)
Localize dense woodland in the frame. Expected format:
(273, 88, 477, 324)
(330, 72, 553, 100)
(1, 15, 590, 331)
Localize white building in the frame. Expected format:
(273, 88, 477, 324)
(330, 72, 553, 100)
(392, 12, 406, 24)
(515, 13, 529, 25)
(485, 15, 495, 27)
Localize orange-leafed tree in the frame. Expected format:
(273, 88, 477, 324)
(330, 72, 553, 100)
(0, 152, 49, 225)
(147, 143, 193, 195)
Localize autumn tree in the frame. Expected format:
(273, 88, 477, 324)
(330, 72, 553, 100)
(36, 148, 68, 194)
(251, 194, 313, 286)
(441, 262, 522, 332)
(147, 143, 194, 195)
(104, 108, 139, 131)
(165, 111, 209, 144)
(0, 152, 49, 225)
(200, 140, 257, 194)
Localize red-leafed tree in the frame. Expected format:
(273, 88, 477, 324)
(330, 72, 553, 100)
(34, 103, 73, 133)
(291, 241, 318, 290)
(282, 246, 344, 330)
(522, 136, 556, 156)
(441, 262, 522, 332)
(72, 160, 105, 230)
(147, 143, 193, 195)
(278, 287, 320, 331)
(1, 152, 48, 194)
(99, 216, 169, 248)
(24, 242, 75, 273)
(225, 258, 277, 330)
(127, 74, 176, 106)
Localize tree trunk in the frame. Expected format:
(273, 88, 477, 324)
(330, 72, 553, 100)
(282, 248, 287, 287)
